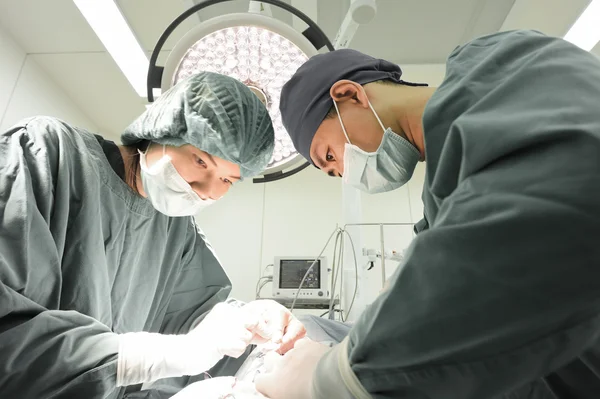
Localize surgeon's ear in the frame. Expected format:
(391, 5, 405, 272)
(330, 80, 370, 108)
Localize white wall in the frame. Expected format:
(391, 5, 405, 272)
(0, 24, 97, 132)
(197, 162, 427, 305)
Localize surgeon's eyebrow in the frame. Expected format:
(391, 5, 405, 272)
(313, 154, 337, 177)
(313, 154, 326, 169)
(203, 152, 241, 180)
(206, 153, 218, 167)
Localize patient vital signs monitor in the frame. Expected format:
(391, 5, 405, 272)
(272, 256, 330, 300)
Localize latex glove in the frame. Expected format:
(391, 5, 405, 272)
(117, 302, 258, 387)
(255, 338, 330, 399)
(170, 377, 236, 399)
(241, 300, 306, 354)
(233, 381, 269, 398)
(170, 378, 268, 399)
(189, 301, 257, 359)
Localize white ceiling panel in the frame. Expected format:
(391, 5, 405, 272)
(118, 0, 340, 53)
(116, 0, 199, 52)
(0, 0, 104, 53)
(500, 0, 592, 36)
(316, 0, 348, 44)
(458, 0, 516, 44)
(29, 52, 146, 139)
(349, 0, 515, 64)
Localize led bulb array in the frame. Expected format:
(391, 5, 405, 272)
(174, 26, 309, 168)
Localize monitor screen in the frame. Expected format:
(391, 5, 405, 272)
(279, 259, 321, 289)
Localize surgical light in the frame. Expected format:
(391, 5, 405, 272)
(564, 0, 600, 51)
(172, 25, 309, 168)
(148, 0, 335, 183)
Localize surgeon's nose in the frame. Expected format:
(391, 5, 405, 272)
(205, 176, 228, 200)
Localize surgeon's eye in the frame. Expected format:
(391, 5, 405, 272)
(325, 150, 334, 162)
(223, 178, 233, 185)
(194, 155, 206, 167)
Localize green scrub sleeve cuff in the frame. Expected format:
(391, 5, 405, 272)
(311, 337, 371, 399)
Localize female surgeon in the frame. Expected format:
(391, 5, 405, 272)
(0, 71, 305, 399)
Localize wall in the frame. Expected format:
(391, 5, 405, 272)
(0, 24, 97, 132)
(197, 160, 427, 302)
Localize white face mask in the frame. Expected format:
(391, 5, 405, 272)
(333, 98, 420, 194)
(139, 145, 215, 216)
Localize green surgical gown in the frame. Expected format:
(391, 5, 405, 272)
(314, 30, 600, 399)
(0, 117, 233, 398)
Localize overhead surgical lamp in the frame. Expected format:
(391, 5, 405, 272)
(147, 0, 335, 183)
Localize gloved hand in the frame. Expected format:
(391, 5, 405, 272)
(255, 338, 330, 399)
(241, 300, 307, 354)
(170, 377, 267, 399)
(117, 302, 258, 387)
(170, 377, 236, 399)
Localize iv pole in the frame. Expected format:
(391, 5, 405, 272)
(343, 223, 414, 287)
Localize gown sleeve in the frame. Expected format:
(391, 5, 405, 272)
(158, 221, 232, 335)
(0, 118, 122, 398)
(124, 221, 233, 398)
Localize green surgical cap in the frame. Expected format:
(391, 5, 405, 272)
(121, 71, 275, 179)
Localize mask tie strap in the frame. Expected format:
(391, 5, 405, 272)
(367, 100, 386, 133)
(332, 100, 352, 144)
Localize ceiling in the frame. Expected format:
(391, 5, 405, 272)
(0, 0, 596, 140)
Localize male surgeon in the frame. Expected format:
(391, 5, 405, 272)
(256, 30, 600, 399)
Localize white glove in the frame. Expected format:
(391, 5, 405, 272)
(117, 302, 258, 387)
(170, 378, 267, 399)
(255, 338, 330, 399)
(242, 300, 307, 354)
(170, 376, 236, 399)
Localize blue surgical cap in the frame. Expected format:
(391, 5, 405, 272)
(122, 71, 275, 179)
(280, 49, 426, 165)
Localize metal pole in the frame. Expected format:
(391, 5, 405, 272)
(380, 224, 386, 286)
(343, 222, 414, 289)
